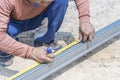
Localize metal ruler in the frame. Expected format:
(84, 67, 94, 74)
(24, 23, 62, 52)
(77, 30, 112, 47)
(9, 19, 120, 80)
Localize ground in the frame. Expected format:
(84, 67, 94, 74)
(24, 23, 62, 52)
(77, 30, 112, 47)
(0, 0, 120, 80)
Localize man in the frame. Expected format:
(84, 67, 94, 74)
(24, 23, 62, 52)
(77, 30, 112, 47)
(0, 0, 95, 66)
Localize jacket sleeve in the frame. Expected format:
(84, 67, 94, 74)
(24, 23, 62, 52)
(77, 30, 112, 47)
(74, 0, 90, 23)
(0, 0, 34, 58)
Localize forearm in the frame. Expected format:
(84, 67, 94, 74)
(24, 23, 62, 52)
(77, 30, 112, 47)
(0, 32, 34, 58)
(0, 0, 34, 58)
(74, 0, 90, 23)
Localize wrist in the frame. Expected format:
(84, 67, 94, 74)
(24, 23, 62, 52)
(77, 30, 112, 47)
(26, 46, 35, 59)
(79, 22, 93, 28)
(79, 15, 90, 23)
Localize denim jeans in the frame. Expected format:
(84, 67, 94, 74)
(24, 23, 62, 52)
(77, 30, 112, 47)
(0, 0, 68, 61)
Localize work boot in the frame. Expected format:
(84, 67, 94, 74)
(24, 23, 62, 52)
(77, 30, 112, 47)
(0, 51, 14, 67)
(0, 37, 19, 67)
(34, 40, 62, 51)
(46, 40, 62, 50)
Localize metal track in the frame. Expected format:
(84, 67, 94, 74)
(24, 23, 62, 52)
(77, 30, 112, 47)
(13, 19, 120, 80)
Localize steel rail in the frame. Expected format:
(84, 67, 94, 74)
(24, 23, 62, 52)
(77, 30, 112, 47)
(10, 19, 120, 80)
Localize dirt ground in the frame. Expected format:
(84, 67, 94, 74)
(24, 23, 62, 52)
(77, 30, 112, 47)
(1, 0, 120, 80)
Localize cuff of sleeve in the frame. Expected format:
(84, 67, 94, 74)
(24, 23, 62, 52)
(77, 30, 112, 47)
(79, 16, 90, 23)
(25, 46, 34, 58)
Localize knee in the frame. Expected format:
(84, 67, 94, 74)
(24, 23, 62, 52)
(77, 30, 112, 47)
(55, 0, 68, 8)
(7, 23, 20, 37)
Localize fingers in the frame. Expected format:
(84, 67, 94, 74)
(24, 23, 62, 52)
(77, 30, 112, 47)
(35, 55, 54, 63)
(31, 46, 55, 63)
(42, 46, 48, 51)
(42, 56, 54, 63)
(38, 53, 54, 63)
(82, 32, 95, 42)
(79, 22, 95, 42)
(47, 54, 55, 59)
(79, 28, 91, 42)
(78, 32, 82, 42)
(88, 34, 93, 41)
(88, 33, 94, 41)
(83, 34, 88, 42)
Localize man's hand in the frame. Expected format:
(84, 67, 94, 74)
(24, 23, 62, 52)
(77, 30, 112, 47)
(79, 22, 95, 42)
(30, 46, 54, 63)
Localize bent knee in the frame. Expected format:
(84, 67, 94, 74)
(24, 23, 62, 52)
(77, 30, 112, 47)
(55, 0, 68, 7)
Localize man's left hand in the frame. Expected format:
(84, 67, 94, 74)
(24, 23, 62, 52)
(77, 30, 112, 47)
(79, 22, 95, 42)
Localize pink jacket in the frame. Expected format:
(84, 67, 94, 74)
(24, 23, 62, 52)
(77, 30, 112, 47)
(0, 0, 90, 58)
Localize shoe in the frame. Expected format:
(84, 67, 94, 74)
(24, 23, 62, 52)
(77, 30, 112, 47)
(0, 37, 18, 67)
(0, 51, 14, 67)
(0, 59, 13, 67)
(46, 40, 62, 50)
(34, 40, 62, 51)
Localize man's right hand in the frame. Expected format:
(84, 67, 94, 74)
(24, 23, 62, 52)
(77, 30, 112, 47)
(30, 46, 54, 63)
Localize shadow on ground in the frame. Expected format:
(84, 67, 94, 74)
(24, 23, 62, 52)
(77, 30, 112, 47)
(56, 32, 75, 44)
(0, 66, 18, 78)
(18, 31, 75, 46)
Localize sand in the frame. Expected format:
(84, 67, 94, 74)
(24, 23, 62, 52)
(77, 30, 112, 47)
(0, 0, 120, 80)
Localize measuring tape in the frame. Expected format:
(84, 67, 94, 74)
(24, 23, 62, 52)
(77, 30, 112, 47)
(9, 40, 79, 80)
